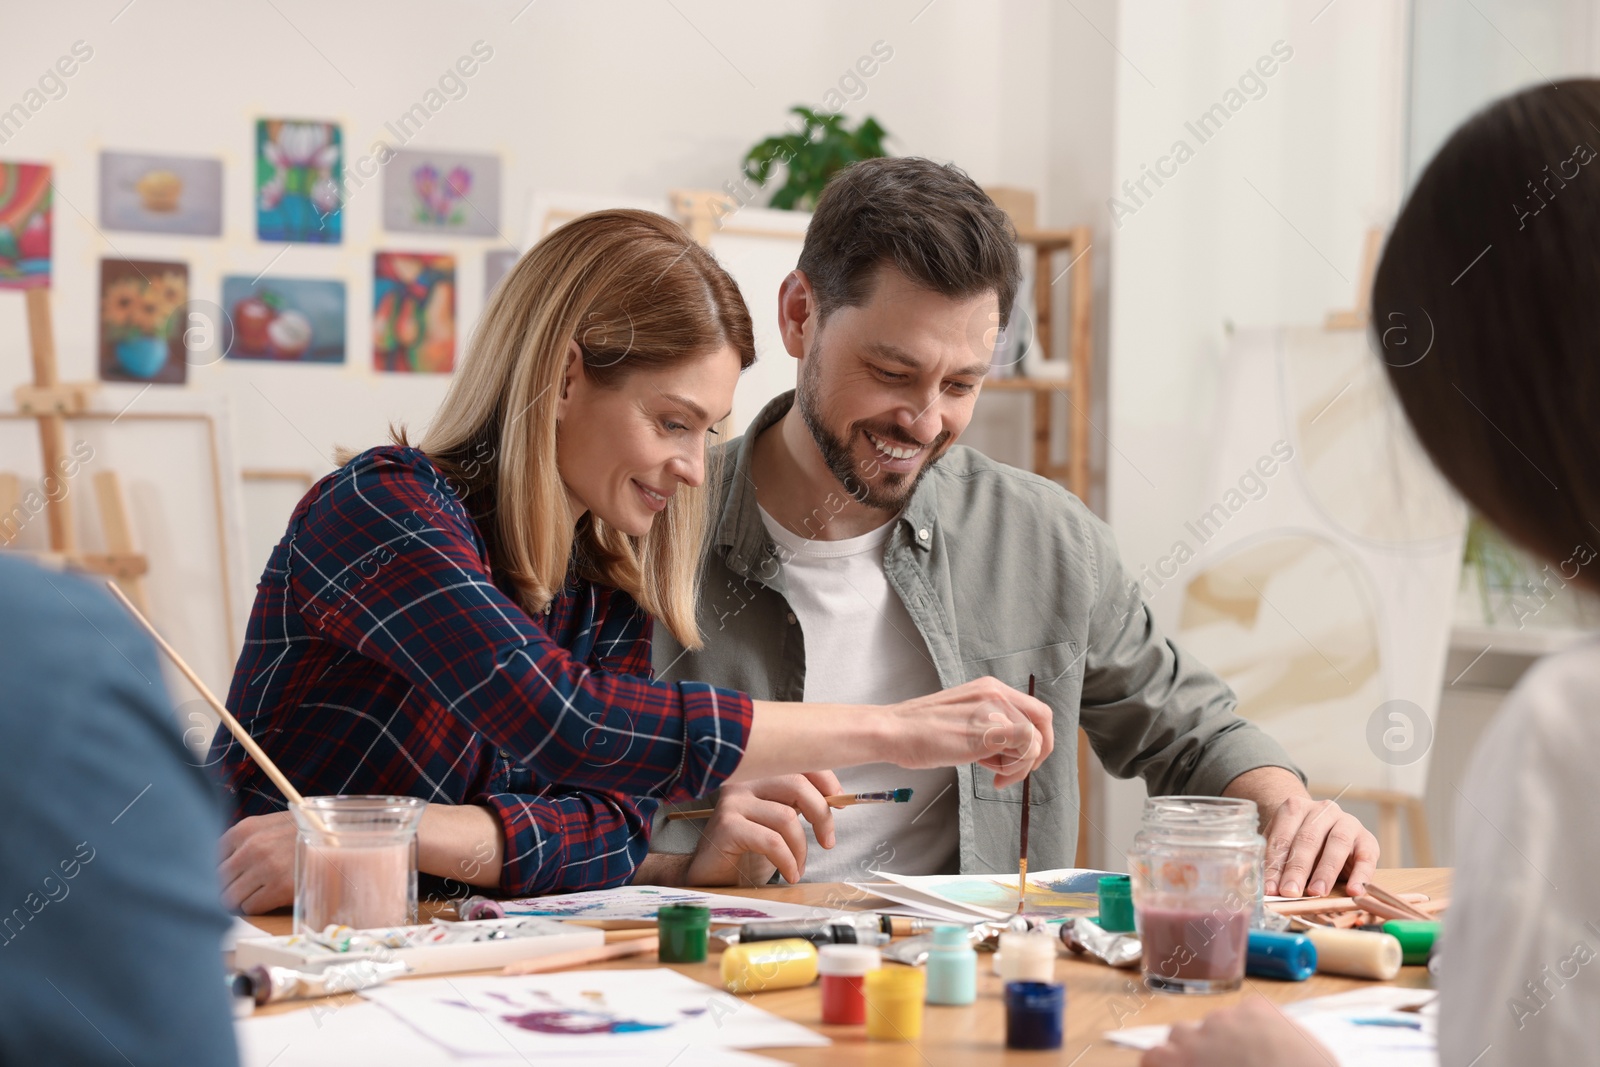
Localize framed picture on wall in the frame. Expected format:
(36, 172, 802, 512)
(484, 248, 518, 301)
(382, 149, 501, 237)
(99, 258, 188, 384)
(256, 118, 342, 243)
(0, 161, 52, 290)
(99, 151, 223, 236)
(220, 276, 346, 364)
(373, 252, 455, 374)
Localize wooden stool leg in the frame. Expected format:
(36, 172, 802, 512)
(1377, 800, 1401, 868)
(1404, 796, 1435, 868)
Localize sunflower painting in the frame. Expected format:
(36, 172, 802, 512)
(373, 252, 455, 373)
(99, 258, 188, 384)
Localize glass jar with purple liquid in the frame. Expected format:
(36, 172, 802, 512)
(1127, 796, 1264, 994)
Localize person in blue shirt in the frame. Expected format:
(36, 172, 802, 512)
(0, 556, 238, 1066)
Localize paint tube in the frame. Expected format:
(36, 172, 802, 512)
(1060, 916, 1142, 969)
(236, 957, 411, 1005)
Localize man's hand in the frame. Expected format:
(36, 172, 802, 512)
(1142, 996, 1333, 1067)
(676, 771, 842, 886)
(218, 811, 296, 914)
(1223, 767, 1380, 897)
(887, 676, 1053, 790)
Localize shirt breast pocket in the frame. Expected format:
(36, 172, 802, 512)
(961, 640, 1082, 804)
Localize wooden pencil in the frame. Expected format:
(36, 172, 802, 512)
(1365, 883, 1434, 922)
(1267, 891, 1429, 917)
(502, 934, 660, 975)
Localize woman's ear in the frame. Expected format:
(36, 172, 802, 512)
(556, 339, 583, 417)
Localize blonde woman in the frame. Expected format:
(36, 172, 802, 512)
(213, 209, 1051, 911)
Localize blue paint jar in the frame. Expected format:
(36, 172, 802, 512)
(1004, 980, 1065, 1050)
(1245, 929, 1317, 981)
(925, 924, 977, 1005)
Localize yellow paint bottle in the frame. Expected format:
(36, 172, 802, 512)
(721, 938, 819, 994)
(865, 966, 925, 1042)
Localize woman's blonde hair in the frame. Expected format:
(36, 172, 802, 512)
(390, 209, 754, 648)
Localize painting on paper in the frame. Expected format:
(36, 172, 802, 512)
(99, 259, 188, 384)
(382, 149, 501, 237)
(373, 252, 455, 373)
(871, 867, 1112, 921)
(99, 152, 223, 236)
(0, 162, 51, 289)
(257, 119, 342, 243)
(220, 276, 346, 364)
(497, 884, 822, 922)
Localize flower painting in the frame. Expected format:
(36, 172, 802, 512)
(221, 276, 346, 364)
(257, 119, 342, 243)
(382, 149, 501, 237)
(99, 259, 188, 384)
(0, 162, 52, 290)
(373, 252, 455, 373)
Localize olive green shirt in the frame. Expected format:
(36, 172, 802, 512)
(651, 391, 1302, 874)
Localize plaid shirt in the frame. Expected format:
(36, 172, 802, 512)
(213, 445, 752, 895)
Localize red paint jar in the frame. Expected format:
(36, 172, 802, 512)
(818, 944, 880, 1025)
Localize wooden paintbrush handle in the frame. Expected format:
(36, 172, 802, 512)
(104, 581, 317, 822)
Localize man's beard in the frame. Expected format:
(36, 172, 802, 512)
(796, 351, 949, 512)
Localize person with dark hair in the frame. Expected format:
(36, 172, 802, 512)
(1141, 81, 1600, 1067)
(641, 156, 1377, 894)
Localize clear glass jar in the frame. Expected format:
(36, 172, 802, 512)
(1127, 796, 1263, 994)
(292, 795, 425, 936)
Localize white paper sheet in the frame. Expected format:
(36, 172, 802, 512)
(1105, 987, 1438, 1065)
(498, 884, 832, 922)
(224, 915, 273, 951)
(237, 1000, 792, 1067)
(360, 968, 829, 1055)
(868, 867, 1116, 921)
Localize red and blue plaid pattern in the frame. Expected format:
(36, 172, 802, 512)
(213, 446, 751, 895)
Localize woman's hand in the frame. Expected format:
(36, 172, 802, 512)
(218, 811, 297, 914)
(888, 677, 1053, 790)
(683, 771, 843, 885)
(1142, 997, 1333, 1067)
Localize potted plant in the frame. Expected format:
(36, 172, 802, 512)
(743, 107, 889, 211)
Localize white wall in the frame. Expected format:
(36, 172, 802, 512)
(1101, 0, 1409, 854)
(0, 1, 1118, 697)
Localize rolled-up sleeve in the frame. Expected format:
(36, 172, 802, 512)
(1076, 513, 1303, 797)
(285, 449, 753, 804)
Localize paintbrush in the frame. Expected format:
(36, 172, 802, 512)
(104, 580, 328, 832)
(666, 787, 914, 821)
(1018, 674, 1034, 914)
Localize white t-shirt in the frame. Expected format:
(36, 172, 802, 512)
(758, 505, 958, 883)
(1439, 635, 1600, 1066)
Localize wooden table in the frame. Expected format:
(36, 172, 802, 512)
(245, 868, 1449, 1065)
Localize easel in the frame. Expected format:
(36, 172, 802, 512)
(1315, 224, 1436, 868)
(3, 287, 150, 610)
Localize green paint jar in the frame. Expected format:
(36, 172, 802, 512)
(657, 903, 711, 963)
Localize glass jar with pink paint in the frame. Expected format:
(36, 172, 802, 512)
(291, 795, 425, 936)
(1127, 796, 1264, 995)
